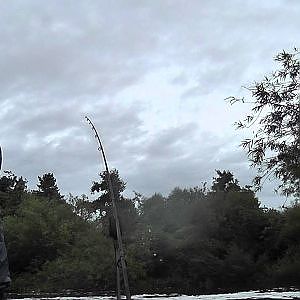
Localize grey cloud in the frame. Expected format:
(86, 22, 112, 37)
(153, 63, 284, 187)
(121, 126, 286, 208)
(1, 96, 145, 196)
(124, 128, 241, 194)
(144, 123, 198, 159)
(0, 2, 164, 99)
(0, 0, 298, 101)
(0, 0, 294, 208)
(171, 73, 188, 86)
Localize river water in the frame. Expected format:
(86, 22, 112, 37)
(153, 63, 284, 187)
(11, 291, 300, 300)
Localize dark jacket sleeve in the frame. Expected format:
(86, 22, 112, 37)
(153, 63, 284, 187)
(0, 233, 11, 284)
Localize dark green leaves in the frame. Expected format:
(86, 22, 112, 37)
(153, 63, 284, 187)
(230, 49, 300, 196)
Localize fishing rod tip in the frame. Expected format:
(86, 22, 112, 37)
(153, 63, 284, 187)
(85, 116, 92, 124)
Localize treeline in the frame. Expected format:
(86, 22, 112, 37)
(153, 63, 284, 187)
(0, 169, 300, 294)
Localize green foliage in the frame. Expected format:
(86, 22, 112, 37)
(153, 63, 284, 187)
(2, 168, 300, 294)
(271, 247, 300, 286)
(212, 170, 240, 192)
(91, 169, 138, 242)
(229, 49, 300, 196)
(4, 195, 85, 274)
(3, 190, 115, 292)
(220, 244, 257, 289)
(0, 171, 27, 217)
(31, 227, 114, 291)
(141, 193, 166, 230)
(91, 169, 126, 213)
(280, 204, 300, 246)
(68, 194, 95, 221)
(36, 173, 63, 200)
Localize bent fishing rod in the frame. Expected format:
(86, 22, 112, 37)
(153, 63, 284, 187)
(0, 146, 2, 171)
(85, 116, 131, 300)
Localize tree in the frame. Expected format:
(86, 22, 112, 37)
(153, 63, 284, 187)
(211, 170, 241, 192)
(4, 193, 115, 292)
(5, 195, 76, 274)
(0, 171, 27, 216)
(0, 171, 26, 194)
(36, 173, 63, 200)
(228, 48, 300, 197)
(68, 194, 95, 221)
(91, 169, 138, 241)
(91, 169, 126, 216)
(141, 193, 166, 229)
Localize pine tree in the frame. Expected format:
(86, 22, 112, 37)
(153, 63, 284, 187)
(37, 173, 63, 200)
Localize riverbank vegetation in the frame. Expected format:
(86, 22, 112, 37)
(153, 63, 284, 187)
(0, 169, 299, 294)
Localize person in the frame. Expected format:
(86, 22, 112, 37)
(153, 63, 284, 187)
(0, 232, 10, 300)
(0, 147, 11, 300)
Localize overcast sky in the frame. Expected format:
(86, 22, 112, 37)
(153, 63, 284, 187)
(0, 0, 299, 208)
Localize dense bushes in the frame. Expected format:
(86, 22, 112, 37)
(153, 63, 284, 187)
(0, 170, 300, 294)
